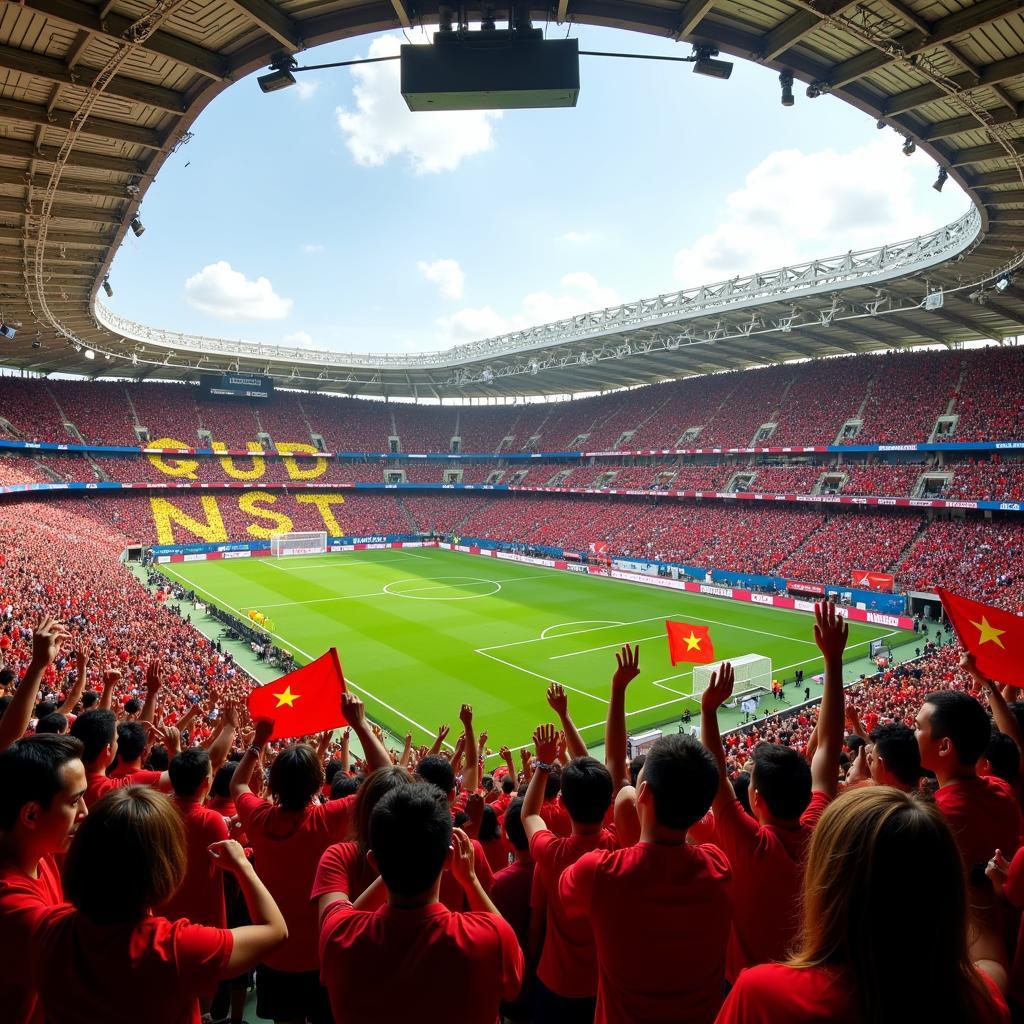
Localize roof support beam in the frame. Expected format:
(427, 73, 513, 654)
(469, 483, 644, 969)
(0, 167, 128, 200)
(19, 0, 231, 81)
(880, 312, 957, 347)
(0, 96, 165, 150)
(0, 226, 111, 247)
(885, 54, 1024, 118)
(924, 108, 1022, 144)
(758, 0, 856, 62)
(0, 42, 187, 113)
(675, 0, 717, 39)
(0, 137, 144, 176)
(0, 196, 121, 224)
(228, 0, 304, 49)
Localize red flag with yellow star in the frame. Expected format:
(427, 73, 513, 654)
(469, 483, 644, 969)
(937, 588, 1024, 686)
(246, 648, 347, 741)
(666, 620, 715, 666)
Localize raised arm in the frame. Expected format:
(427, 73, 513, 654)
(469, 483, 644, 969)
(963, 652, 1024, 753)
(57, 643, 91, 716)
(207, 703, 239, 771)
(0, 615, 70, 752)
(700, 661, 737, 811)
(522, 724, 559, 841)
(231, 719, 274, 801)
(547, 684, 588, 759)
(426, 723, 450, 758)
(339, 727, 351, 774)
(810, 602, 848, 797)
(208, 840, 288, 972)
(99, 665, 120, 712)
(342, 690, 391, 772)
(605, 644, 640, 791)
(461, 704, 480, 793)
(139, 659, 163, 729)
(450, 827, 502, 915)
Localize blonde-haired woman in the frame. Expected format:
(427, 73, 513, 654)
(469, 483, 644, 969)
(716, 786, 1008, 1023)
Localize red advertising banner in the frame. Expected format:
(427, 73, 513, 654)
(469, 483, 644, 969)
(851, 570, 896, 592)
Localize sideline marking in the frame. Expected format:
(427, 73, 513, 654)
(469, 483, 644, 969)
(540, 620, 623, 639)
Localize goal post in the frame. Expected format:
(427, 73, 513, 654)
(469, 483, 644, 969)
(270, 531, 327, 557)
(692, 653, 773, 706)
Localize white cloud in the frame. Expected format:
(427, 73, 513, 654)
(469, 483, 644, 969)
(283, 330, 313, 346)
(560, 230, 597, 244)
(417, 258, 465, 299)
(301, 243, 325, 254)
(335, 35, 501, 174)
(437, 272, 621, 343)
(184, 261, 293, 321)
(672, 140, 945, 287)
(294, 80, 319, 101)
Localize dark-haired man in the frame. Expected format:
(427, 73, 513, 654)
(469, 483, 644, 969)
(318, 785, 523, 1024)
(560, 731, 731, 1024)
(699, 601, 847, 981)
(523, 723, 617, 1023)
(159, 747, 229, 929)
(867, 723, 921, 790)
(0, 734, 88, 1024)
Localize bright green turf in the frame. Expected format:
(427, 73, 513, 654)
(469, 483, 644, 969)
(160, 548, 912, 755)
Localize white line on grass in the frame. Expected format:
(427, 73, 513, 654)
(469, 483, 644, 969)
(540, 620, 623, 639)
(268, 551, 433, 570)
(159, 565, 442, 742)
(475, 649, 609, 706)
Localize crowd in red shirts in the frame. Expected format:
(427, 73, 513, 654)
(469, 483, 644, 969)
(4, 345, 1024, 452)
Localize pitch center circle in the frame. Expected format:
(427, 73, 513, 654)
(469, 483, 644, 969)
(382, 576, 501, 600)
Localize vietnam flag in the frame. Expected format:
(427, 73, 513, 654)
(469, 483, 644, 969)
(246, 648, 347, 741)
(666, 620, 715, 666)
(937, 588, 1024, 686)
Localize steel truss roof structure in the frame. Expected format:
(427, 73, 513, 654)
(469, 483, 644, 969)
(0, 0, 1023, 397)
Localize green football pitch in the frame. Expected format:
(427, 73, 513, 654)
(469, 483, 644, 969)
(160, 547, 912, 756)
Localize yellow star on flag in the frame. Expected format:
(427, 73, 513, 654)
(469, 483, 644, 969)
(684, 632, 703, 651)
(273, 686, 300, 708)
(971, 616, 1006, 649)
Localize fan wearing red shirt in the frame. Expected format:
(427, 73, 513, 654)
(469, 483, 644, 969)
(233, 694, 392, 1024)
(865, 723, 922, 790)
(490, 797, 535, 1021)
(560, 730, 731, 1024)
(716, 788, 1009, 1024)
(698, 603, 847, 981)
(523, 723, 617, 1024)
(0, 734, 87, 1024)
(158, 747, 229, 928)
(318, 784, 523, 1024)
(31, 786, 288, 1024)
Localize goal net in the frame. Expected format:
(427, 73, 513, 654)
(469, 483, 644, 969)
(692, 653, 773, 706)
(270, 531, 327, 557)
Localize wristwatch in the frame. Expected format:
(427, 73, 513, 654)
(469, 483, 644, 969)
(534, 761, 554, 772)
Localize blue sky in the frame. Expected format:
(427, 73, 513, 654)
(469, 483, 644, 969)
(106, 24, 966, 354)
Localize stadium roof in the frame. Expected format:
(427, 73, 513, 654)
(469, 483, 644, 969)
(0, 0, 1023, 398)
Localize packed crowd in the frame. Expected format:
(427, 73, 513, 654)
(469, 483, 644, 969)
(3, 558, 1022, 1024)
(5, 346, 1024, 453)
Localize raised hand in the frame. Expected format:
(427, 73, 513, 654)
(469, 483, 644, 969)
(448, 827, 478, 890)
(533, 723, 559, 764)
(459, 703, 473, 727)
(145, 659, 163, 695)
(208, 839, 251, 876)
(436, 723, 450, 743)
(612, 643, 640, 691)
(700, 661, 735, 714)
(814, 601, 848, 660)
(76, 643, 92, 682)
(987, 849, 1011, 897)
(31, 615, 70, 668)
(465, 791, 484, 831)
(253, 719, 275, 747)
(341, 690, 366, 729)
(546, 683, 568, 718)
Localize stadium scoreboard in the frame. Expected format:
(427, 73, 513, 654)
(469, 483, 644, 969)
(201, 373, 273, 399)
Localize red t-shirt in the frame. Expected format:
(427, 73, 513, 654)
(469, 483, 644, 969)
(236, 792, 354, 972)
(529, 827, 618, 998)
(158, 797, 230, 928)
(560, 841, 732, 1024)
(319, 901, 523, 1024)
(934, 775, 1021, 875)
(490, 858, 535, 951)
(712, 791, 829, 980)
(0, 854, 63, 1024)
(84, 769, 163, 810)
(716, 962, 1009, 1024)
(311, 841, 378, 904)
(32, 909, 233, 1024)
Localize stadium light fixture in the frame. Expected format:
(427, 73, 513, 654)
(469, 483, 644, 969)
(876, 119, 886, 129)
(779, 70, 794, 107)
(102, 277, 113, 298)
(933, 167, 948, 192)
(996, 275, 1011, 292)
(130, 216, 145, 237)
(692, 45, 733, 80)
(902, 137, 916, 156)
(805, 83, 822, 99)
(0, 322, 15, 340)
(258, 55, 299, 93)
(84, 349, 95, 360)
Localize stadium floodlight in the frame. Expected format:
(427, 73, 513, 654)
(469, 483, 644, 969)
(0, 322, 15, 340)
(806, 83, 822, 98)
(258, 55, 299, 93)
(876, 118, 886, 129)
(102, 277, 113, 298)
(933, 167, 948, 192)
(902, 136, 916, 156)
(692, 46, 732, 80)
(996, 275, 1011, 292)
(130, 216, 145, 237)
(779, 70, 794, 107)
(84, 349, 95, 360)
